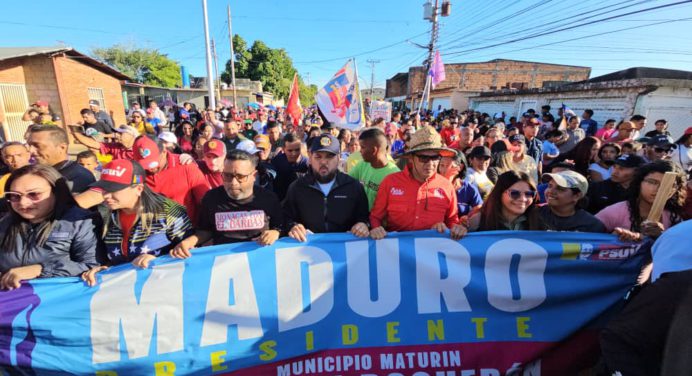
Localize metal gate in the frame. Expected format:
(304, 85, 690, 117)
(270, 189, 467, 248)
(0, 83, 30, 142)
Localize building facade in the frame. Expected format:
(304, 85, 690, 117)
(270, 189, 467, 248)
(0, 47, 129, 142)
(469, 67, 692, 138)
(385, 59, 590, 112)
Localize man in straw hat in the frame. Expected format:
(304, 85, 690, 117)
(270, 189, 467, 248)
(369, 126, 467, 240)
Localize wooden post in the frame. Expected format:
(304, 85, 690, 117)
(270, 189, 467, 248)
(647, 172, 677, 222)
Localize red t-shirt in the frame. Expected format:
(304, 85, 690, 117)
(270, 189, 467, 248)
(100, 142, 134, 160)
(178, 136, 194, 154)
(118, 211, 138, 257)
(145, 153, 211, 225)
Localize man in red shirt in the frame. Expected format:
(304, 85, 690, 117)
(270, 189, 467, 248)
(133, 135, 210, 225)
(439, 119, 459, 147)
(70, 124, 137, 160)
(370, 126, 467, 240)
(197, 139, 225, 188)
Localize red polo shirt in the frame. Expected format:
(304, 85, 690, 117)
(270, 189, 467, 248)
(197, 161, 224, 189)
(145, 153, 211, 225)
(99, 142, 134, 160)
(370, 167, 459, 231)
(440, 127, 460, 147)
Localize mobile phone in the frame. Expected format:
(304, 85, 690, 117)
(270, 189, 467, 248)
(68, 124, 85, 134)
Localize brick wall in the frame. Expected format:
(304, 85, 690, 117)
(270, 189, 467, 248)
(54, 56, 126, 126)
(22, 56, 62, 114)
(0, 60, 26, 84)
(385, 76, 408, 98)
(405, 60, 591, 98)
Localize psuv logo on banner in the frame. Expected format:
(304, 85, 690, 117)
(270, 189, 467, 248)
(0, 231, 645, 376)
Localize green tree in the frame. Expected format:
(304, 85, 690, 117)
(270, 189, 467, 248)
(221, 35, 315, 105)
(92, 44, 182, 88)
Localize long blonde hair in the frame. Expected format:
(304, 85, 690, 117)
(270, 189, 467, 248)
(493, 151, 515, 174)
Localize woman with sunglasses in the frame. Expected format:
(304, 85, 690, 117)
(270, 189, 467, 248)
(81, 160, 193, 286)
(467, 171, 545, 231)
(596, 160, 687, 242)
(0, 165, 101, 290)
(129, 112, 156, 136)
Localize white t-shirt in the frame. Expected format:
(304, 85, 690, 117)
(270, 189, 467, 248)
(671, 143, 692, 172)
(589, 162, 612, 180)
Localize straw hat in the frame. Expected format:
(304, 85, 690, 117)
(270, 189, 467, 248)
(403, 126, 457, 157)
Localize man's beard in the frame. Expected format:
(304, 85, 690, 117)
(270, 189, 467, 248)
(314, 169, 337, 183)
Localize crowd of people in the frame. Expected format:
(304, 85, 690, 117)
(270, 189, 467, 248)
(1, 97, 692, 374)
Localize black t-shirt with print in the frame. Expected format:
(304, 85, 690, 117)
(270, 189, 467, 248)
(198, 185, 284, 245)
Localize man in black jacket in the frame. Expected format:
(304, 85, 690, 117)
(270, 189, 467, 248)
(283, 134, 370, 241)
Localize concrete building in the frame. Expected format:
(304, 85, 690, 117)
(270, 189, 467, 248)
(0, 46, 130, 141)
(385, 59, 590, 111)
(469, 67, 692, 138)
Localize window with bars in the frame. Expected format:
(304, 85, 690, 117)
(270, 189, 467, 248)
(87, 88, 106, 110)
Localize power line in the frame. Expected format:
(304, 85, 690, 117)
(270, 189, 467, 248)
(450, 16, 692, 60)
(293, 30, 430, 64)
(442, 0, 692, 57)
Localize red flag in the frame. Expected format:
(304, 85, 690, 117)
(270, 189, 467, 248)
(286, 74, 302, 126)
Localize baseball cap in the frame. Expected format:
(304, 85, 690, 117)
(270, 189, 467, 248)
(90, 159, 145, 193)
(468, 146, 492, 159)
(509, 134, 525, 144)
(113, 124, 138, 137)
(34, 100, 49, 107)
(236, 139, 260, 154)
(203, 139, 226, 157)
(685, 127, 692, 136)
(88, 99, 100, 106)
(648, 134, 677, 149)
(542, 170, 588, 195)
(158, 131, 178, 145)
(244, 119, 252, 124)
(310, 134, 340, 155)
(614, 154, 646, 169)
(133, 136, 161, 170)
(254, 134, 270, 150)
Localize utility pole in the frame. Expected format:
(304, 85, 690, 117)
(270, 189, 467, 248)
(306, 72, 311, 86)
(227, 4, 237, 108)
(419, 0, 449, 112)
(366, 59, 380, 101)
(211, 38, 221, 103)
(201, 0, 216, 110)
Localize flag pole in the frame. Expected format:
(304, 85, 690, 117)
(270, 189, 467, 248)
(352, 57, 365, 128)
(417, 74, 430, 115)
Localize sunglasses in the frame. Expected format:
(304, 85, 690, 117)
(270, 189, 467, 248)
(506, 189, 536, 200)
(654, 147, 672, 153)
(415, 154, 442, 163)
(222, 172, 253, 183)
(4, 190, 47, 203)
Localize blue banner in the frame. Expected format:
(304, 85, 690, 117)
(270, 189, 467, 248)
(0, 231, 644, 375)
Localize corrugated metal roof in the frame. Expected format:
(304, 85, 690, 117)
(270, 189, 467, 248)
(0, 46, 70, 61)
(0, 46, 131, 80)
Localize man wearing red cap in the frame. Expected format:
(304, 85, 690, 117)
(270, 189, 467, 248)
(197, 139, 225, 188)
(132, 135, 210, 224)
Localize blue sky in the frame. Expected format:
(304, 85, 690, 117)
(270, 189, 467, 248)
(2, 0, 691, 92)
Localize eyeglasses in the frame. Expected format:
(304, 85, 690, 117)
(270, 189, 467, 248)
(654, 147, 672, 153)
(506, 189, 536, 200)
(222, 172, 253, 183)
(415, 154, 441, 163)
(4, 190, 48, 203)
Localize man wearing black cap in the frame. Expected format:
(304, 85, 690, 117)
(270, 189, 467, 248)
(466, 145, 494, 199)
(283, 134, 370, 242)
(587, 154, 646, 214)
(648, 134, 677, 162)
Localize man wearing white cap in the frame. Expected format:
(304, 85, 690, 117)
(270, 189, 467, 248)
(70, 124, 137, 160)
(540, 170, 606, 232)
(158, 131, 180, 153)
